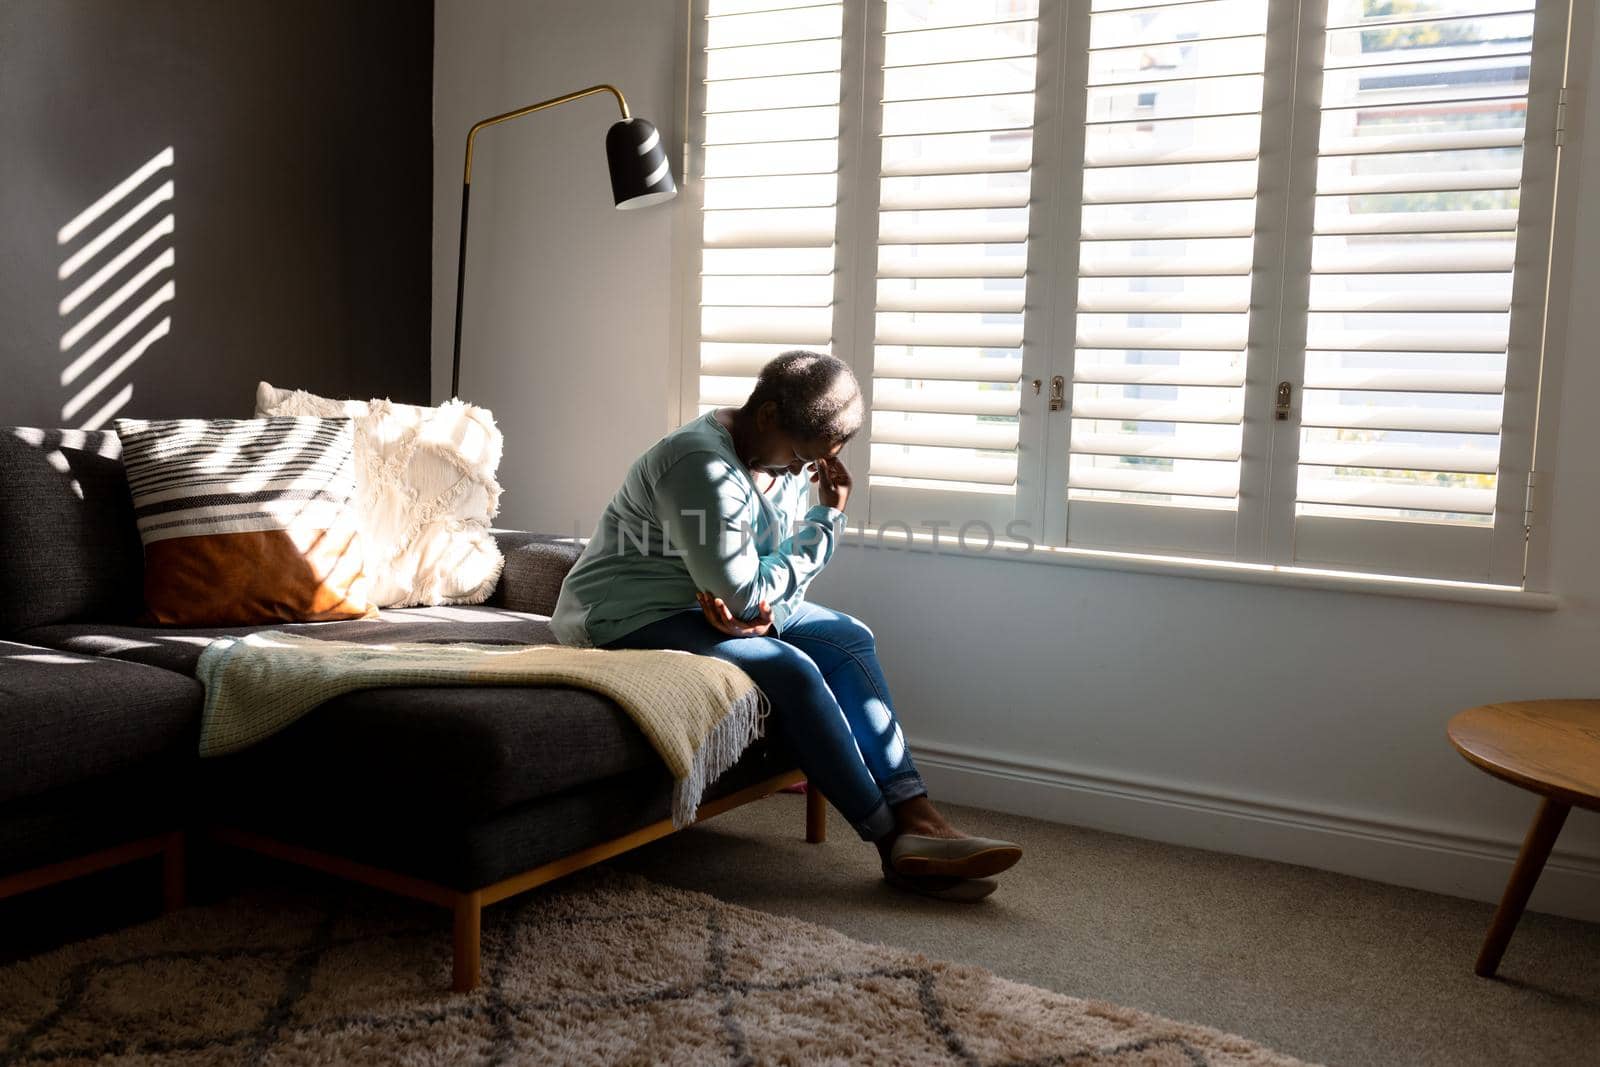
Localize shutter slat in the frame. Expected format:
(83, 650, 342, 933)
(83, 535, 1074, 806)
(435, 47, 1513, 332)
(1317, 169, 1523, 197)
(1091, 62, 1268, 90)
(1298, 404, 1501, 434)
(1079, 217, 1254, 240)
(1302, 368, 1506, 394)
(875, 291, 1024, 314)
(701, 275, 833, 307)
(877, 218, 1030, 245)
(1312, 245, 1516, 274)
(1074, 362, 1245, 387)
(1082, 181, 1258, 205)
(881, 12, 1036, 37)
(702, 322, 832, 345)
(703, 346, 836, 375)
(872, 385, 1020, 417)
(708, 1, 840, 17)
(1307, 290, 1511, 313)
(876, 323, 1023, 348)
(1296, 480, 1496, 515)
(1076, 327, 1247, 352)
(1079, 253, 1254, 277)
(1071, 396, 1243, 425)
(1318, 128, 1525, 157)
(877, 253, 1028, 278)
(869, 452, 1017, 486)
(1069, 465, 1239, 499)
(1298, 441, 1500, 475)
(703, 225, 836, 249)
(871, 421, 1019, 450)
(1085, 141, 1259, 169)
(1070, 431, 1241, 463)
(1314, 209, 1520, 236)
(1324, 6, 1533, 32)
(699, 384, 755, 407)
(878, 187, 1030, 211)
(1323, 45, 1530, 73)
(1077, 291, 1249, 313)
(874, 353, 1022, 383)
(879, 151, 1033, 177)
(1304, 330, 1510, 354)
(1319, 90, 1529, 113)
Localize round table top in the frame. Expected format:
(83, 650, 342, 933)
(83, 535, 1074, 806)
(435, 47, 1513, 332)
(1448, 700, 1600, 811)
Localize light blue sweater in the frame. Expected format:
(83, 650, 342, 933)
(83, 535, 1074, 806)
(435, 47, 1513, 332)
(550, 412, 845, 647)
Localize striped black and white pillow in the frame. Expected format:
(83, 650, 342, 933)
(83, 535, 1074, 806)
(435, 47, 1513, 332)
(115, 417, 376, 626)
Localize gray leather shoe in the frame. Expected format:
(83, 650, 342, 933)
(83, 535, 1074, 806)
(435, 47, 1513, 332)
(889, 834, 1023, 879)
(882, 870, 998, 902)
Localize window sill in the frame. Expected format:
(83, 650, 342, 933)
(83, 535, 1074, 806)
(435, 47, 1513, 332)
(837, 526, 1558, 612)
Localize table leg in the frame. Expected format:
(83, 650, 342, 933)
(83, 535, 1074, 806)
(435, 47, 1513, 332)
(1476, 796, 1570, 978)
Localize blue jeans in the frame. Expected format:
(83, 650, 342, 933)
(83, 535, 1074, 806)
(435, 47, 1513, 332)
(604, 601, 926, 840)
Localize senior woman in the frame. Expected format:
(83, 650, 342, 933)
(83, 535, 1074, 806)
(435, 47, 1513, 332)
(551, 350, 1021, 899)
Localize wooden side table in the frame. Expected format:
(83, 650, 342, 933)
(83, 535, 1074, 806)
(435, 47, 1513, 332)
(1448, 700, 1600, 977)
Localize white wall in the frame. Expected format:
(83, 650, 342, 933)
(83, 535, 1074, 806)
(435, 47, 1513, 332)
(432, 0, 685, 533)
(436, 2, 1600, 919)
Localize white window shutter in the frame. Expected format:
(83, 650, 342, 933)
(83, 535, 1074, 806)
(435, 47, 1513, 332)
(861, 0, 1046, 531)
(1265, 0, 1565, 582)
(689, 1, 848, 414)
(681, 0, 1573, 587)
(1057, 0, 1274, 557)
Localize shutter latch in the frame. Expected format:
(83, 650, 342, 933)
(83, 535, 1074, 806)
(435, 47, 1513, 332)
(1048, 375, 1065, 412)
(1275, 381, 1293, 421)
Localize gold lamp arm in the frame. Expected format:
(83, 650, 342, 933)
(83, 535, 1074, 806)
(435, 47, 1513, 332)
(450, 83, 633, 398)
(462, 84, 630, 184)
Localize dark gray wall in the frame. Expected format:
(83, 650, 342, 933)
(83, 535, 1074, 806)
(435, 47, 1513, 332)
(0, 0, 432, 429)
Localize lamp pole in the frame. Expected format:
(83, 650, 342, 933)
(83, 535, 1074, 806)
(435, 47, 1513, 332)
(449, 84, 674, 400)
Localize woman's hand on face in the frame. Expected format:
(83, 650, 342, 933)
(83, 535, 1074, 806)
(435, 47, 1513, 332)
(810, 456, 852, 512)
(697, 592, 774, 637)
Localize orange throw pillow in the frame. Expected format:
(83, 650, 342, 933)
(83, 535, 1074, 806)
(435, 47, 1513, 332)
(115, 417, 377, 626)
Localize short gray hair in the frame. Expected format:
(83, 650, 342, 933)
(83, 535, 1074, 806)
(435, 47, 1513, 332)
(741, 350, 864, 443)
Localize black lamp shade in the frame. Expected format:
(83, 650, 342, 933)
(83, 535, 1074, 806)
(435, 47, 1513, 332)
(606, 118, 677, 209)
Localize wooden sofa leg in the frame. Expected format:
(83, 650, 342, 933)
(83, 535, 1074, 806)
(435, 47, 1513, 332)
(452, 891, 482, 992)
(162, 831, 186, 912)
(805, 786, 827, 844)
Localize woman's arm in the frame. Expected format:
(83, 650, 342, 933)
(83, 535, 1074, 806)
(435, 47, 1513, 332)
(654, 452, 843, 629)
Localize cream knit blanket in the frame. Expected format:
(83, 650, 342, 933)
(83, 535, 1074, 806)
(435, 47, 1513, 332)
(195, 632, 766, 828)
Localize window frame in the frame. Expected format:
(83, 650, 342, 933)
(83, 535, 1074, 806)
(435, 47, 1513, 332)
(674, 0, 1582, 595)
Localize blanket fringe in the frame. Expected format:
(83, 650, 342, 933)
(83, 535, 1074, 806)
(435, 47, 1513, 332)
(671, 688, 769, 829)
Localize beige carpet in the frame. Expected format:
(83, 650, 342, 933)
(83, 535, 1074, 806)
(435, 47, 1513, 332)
(0, 869, 1313, 1066)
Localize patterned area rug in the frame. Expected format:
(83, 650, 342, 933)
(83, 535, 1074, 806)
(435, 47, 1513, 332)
(0, 870, 1312, 1065)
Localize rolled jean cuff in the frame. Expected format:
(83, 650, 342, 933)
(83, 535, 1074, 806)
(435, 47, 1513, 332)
(854, 798, 897, 842)
(882, 771, 928, 808)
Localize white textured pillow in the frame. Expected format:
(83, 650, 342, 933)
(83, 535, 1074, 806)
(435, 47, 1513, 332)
(255, 382, 504, 608)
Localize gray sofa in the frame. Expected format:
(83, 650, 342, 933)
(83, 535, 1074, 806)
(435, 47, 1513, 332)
(0, 427, 822, 989)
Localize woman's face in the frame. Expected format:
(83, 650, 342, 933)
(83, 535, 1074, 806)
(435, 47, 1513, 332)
(749, 402, 844, 476)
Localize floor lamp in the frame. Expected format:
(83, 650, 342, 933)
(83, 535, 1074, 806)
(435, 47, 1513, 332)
(450, 83, 677, 399)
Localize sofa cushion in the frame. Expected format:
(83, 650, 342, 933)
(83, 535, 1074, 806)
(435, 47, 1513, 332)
(116, 416, 378, 626)
(0, 765, 188, 878)
(0, 641, 201, 803)
(204, 684, 662, 822)
(256, 383, 505, 609)
(0, 428, 144, 635)
(212, 736, 796, 890)
(17, 607, 666, 819)
(489, 533, 585, 616)
(17, 605, 560, 675)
